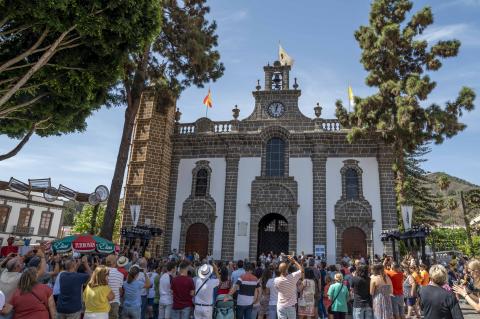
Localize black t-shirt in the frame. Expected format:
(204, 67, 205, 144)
(418, 285, 464, 319)
(351, 276, 371, 308)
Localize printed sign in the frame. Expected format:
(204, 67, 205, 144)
(315, 244, 325, 259)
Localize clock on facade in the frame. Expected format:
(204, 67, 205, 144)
(267, 102, 285, 118)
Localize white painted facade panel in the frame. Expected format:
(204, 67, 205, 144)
(233, 157, 261, 260)
(289, 158, 313, 255)
(326, 157, 383, 264)
(0, 190, 63, 245)
(170, 158, 226, 259)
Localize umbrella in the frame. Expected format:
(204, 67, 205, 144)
(52, 234, 115, 254)
(72, 235, 96, 253)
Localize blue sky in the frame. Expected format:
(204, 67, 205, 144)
(1, 0, 480, 193)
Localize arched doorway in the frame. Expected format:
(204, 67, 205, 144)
(185, 223, 209, 258)
(342, 227, 367, 258)
(257, 213, 289, 256)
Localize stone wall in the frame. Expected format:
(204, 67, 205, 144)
(122, 91, 176, 256)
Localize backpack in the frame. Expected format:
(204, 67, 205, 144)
(214, 294, 235, 319)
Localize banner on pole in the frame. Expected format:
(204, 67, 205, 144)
(130, 205, 141, 227)
(401, 205, 413, 230)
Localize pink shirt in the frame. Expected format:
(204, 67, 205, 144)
(274, 270, 302, 309)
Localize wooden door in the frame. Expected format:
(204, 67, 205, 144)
(342, 227, 367, 258)
(185, 223, 209, 258)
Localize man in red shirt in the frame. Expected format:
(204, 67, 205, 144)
(171, 262, 194, 319)
(384, 261, 405, 319)
(0, 237, 18, 257)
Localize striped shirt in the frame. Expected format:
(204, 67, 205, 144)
(235, 273, 259, 306)
(108, 267, 124, 304)
(274, 270, 302, 309)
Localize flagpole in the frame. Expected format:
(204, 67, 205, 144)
(206, 104, 208, 119)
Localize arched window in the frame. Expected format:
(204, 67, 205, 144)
(345, 168, 359, 200)
(195, 169, 208, 196)
(266, 138, 285, 176)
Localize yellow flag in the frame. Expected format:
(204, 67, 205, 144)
(279, 45, 294, 66)
(348, 86, 355, 107)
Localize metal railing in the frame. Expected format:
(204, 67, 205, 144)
(12, 225, 34, 235)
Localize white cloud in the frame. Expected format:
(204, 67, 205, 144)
(418, 23, 480, 47)
(217, 9, 248, 23)
(60, 160, 115, 173)
(418, 24, 468, 42)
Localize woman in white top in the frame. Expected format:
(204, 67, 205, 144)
(265, 268, 280, 319)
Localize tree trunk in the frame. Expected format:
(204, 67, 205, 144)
(0, 126, 34, 161)
(460, 191, 474, 254)
(100, 99, 139, 240)
(100, 47, 150, 240)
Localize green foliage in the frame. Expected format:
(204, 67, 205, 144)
(428, 227, 480, 256)
(73, 204, 122, 243)
(335, 0, 476, 204)
(0, 0, 161, 140)
(62, 201, 84, 226)
(404, 143, 440, 225)
(437, 174, 451, 192)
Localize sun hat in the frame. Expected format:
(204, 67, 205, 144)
(117, 256, 129, 267)
(197, 263, 213, 279)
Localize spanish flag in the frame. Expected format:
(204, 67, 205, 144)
(203, 89, 213, 108)
(348, 86, 355, 107)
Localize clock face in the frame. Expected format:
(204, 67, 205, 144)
(267, 102, 285, 118)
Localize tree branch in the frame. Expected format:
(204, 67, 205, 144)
(0, 125, 35, 161)
(0, 24, 32, 37)
(0, 27, 49, 74)
(0, 17, 9, 29)
(0, 93, 48, 118)
(0, 25, 76, 108)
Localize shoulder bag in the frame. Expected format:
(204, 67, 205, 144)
(327, 284, 344, 313)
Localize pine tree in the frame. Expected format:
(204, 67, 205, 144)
(100, 0, 224, 239)
(404, 143, 439, 225)
(335, 0, 475, 205)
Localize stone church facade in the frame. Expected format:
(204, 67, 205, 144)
(122, 61, 397, 264)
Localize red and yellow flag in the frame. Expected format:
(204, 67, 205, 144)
(203, 89, 213, 108)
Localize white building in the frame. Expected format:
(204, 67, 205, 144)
(122, 61, 398, 263)
(0, 189, 64, 245)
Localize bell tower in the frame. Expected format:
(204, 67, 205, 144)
(245, 61, 304, 121)
(264, 61, 291, 91)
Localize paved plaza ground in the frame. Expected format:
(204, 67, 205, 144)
(461, 302, 478, 318)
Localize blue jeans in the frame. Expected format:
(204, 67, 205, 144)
(268, 305, 277, 319)
(141, 296, 148, 319)
(170, 307, 191, 319)
(122, 306, 141, 319)
(152, 303, 159, 319)
(236, 305, 253, 319)
(352, 307, 373, 319)
(318, 299, 328, 318)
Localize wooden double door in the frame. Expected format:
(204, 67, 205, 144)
(342, 227, 367, 258)
(185, 223, 209, 258)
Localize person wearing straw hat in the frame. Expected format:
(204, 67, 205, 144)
(194, 263, 220, 319)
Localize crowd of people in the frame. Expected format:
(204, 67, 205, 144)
(0, 243, 479, 319)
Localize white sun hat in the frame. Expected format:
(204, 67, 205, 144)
(197, 263, 213, 279)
